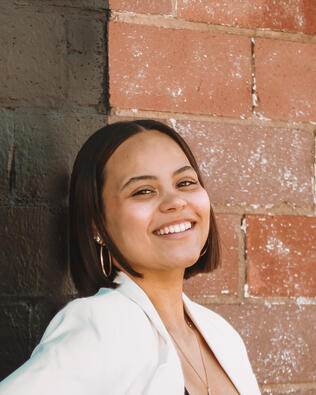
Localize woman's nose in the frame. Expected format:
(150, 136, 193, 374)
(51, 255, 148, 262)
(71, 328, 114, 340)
(159, 192, 187, 213)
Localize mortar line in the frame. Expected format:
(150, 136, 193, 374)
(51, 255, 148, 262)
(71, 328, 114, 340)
(261, 381, 316, 391)
(190, 295, 316, 305)
(240, 216, 248, 301)
(250, 37, 258, 115)
(313, 130, 316, 211)
(110, 107, 316, 132)
(110, 11, 316, 44)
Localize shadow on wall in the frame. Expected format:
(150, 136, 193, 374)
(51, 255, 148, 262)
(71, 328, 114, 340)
(0, 110, 78, 380)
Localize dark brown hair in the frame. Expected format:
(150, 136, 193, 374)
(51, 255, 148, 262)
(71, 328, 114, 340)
(69, 120, 220, 296)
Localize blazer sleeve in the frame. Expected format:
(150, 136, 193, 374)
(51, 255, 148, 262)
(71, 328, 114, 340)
(0, 298, 106, 395)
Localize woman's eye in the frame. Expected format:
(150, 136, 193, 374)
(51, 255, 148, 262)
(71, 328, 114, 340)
(132, 189, 153, 196)
(178, 180, 198, 188)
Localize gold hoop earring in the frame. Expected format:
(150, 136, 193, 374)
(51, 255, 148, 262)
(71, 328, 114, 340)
(100, 245, 112, 278)
(200, 239, 209, 257)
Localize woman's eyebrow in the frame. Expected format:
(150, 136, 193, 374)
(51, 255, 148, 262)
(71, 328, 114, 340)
(120, 165, 194, 191)
(120, 175, 156, 191)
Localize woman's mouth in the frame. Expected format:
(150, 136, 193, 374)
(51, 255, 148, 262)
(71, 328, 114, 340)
(154, 221, 194, 236)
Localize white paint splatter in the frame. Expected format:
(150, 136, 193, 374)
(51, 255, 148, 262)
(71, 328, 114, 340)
(241, 217, 247, 233)
(266, 237, 290, 255)
(296, 297, 316, 305)
(244, 283, 250, 297)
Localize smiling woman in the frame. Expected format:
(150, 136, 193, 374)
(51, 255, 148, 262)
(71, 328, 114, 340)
(0, 120, 261, 395)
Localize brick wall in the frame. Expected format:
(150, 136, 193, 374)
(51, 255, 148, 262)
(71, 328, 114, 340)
(109, 1, 316, 393)
(0, 0, 109, 380)
(1, 0, 316, 393)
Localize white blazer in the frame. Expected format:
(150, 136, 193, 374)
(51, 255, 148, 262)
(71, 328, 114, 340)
(0, 272, 261, 395)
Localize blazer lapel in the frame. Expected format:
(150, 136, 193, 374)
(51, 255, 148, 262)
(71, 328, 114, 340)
(183, 294, 253, 395)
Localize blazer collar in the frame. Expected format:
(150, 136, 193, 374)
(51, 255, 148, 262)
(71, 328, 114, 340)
(114, 271, 171, 340)
(114, 272, 245, 394)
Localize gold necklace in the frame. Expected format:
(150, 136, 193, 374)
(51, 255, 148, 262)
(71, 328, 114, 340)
(169, 323, 211, 395)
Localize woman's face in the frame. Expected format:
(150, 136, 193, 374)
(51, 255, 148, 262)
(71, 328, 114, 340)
(102, 130, 210, 277)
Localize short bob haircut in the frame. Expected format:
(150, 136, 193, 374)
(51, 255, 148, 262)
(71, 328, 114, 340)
(69, 120, 221, 296)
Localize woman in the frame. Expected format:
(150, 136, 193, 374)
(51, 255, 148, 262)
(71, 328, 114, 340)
(0, 120, 260, 395)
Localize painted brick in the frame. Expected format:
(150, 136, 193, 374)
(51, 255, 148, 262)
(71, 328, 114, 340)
(0, 303, 30, 380)
(0, 6, 67, 108)
(66, 14, 107, 108)
(172, 120, 314, 207)
(10, 111, 107, 203)
(109, 22, 252, 117)
(255, 38, 316, 122)
(14, 0, 108, 8)
(109, 0, 172, 14)
(176, 0, 316, 35)
(0, 207, 73, 296)
(246, 215, 316, 297)
(0, 110, 14, 201)
(184, 214, 240, 296)
(207, 303, 316, 384)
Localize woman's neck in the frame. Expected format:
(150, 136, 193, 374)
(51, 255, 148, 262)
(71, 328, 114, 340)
(132, 270, 189, 335)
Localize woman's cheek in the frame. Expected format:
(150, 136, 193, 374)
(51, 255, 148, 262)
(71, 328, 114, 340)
(193, 188, 211, 214)
(120, 200, 155, 227)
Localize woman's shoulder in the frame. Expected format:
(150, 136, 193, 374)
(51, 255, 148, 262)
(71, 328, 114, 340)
(40, 286, 152, 345)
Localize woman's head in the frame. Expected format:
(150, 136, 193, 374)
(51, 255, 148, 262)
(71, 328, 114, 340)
(69, 120, 220, 296)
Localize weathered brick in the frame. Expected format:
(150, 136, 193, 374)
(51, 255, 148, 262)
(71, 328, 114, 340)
(207, 303, 316, 384)
(109, 22, 252, 117)
(255, 38, 316, 122)
(176, 0, 316, 35)
(246, 215, 316, 297)
(11, 111, 107, 203)
(66, 14, 107, 108)
(0, 110, 14, 201)
(0, 5, 67, 108)
(0, 207, 74, 296)
(109, 0, 172, 14)
(184, 214, 240, 296)
(0, 303, 30, 381)
(172, 120, 314, 207)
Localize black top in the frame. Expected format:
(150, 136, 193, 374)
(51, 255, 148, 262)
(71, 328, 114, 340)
(184, 388, 190, 395)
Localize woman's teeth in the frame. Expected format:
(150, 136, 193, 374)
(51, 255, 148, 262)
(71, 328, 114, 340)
(155, 221, 192, 235)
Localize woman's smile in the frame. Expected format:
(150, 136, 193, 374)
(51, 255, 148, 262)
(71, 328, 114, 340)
(153, 220, 195, 236)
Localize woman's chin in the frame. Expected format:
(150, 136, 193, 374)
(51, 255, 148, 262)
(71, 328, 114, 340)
(165, 251, 201, 269)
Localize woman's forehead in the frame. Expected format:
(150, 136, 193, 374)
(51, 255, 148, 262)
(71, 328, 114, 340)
(109, 131, 189, 169)
(104, 131, 191, 186)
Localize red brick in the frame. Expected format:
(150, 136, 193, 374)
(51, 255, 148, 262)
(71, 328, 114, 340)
(246, 215, 316, 297)
(176, 0, 316, 35)
(0, 6, 67, 108)
(109, 0, 172, 14)
(184, 214, 240, 296)
(207, 303, 316, 384)
(255, 39, 316, 122)
(109, 22, 252, 117)
(172, 120, 314, 207)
